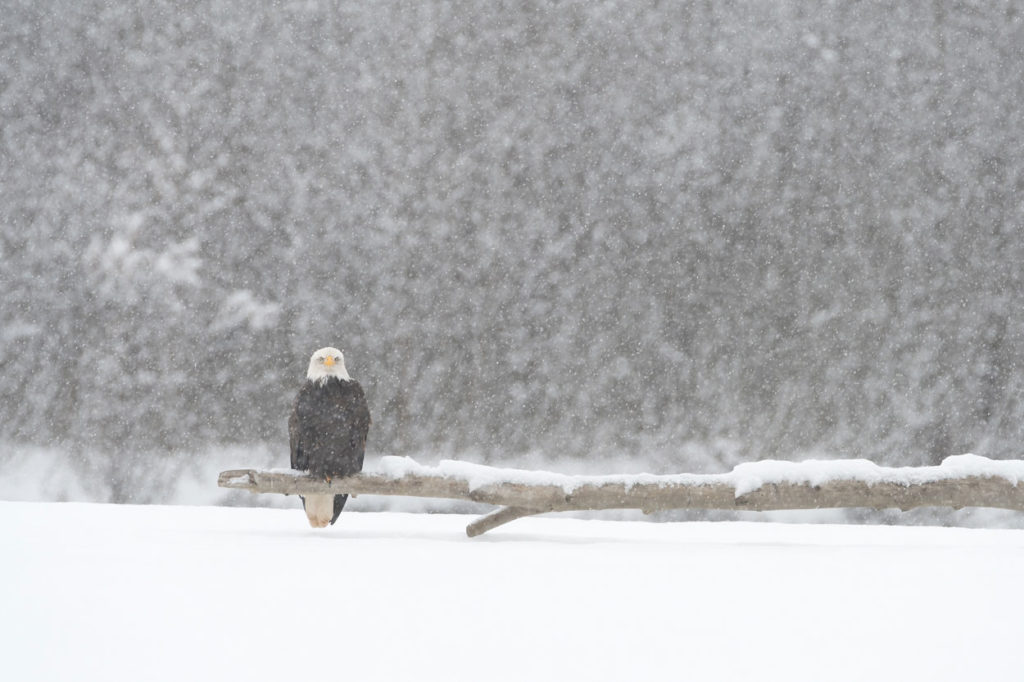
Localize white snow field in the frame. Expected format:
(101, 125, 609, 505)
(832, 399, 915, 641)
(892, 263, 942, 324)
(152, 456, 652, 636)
(3, 501, 1023, 682)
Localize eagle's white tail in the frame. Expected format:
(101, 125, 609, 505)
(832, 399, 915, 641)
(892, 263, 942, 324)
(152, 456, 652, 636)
(303, 494, 335, 528)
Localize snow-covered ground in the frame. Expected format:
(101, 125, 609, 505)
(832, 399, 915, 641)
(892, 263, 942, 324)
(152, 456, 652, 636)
(3, 501, 1023, 681)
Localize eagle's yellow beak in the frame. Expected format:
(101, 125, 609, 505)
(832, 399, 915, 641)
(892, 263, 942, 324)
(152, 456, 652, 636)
(324, 356, 335, 367)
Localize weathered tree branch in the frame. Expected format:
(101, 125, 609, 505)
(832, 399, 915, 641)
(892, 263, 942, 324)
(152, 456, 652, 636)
(465, 506, 539, 537)
(219, 456, 1024, 535)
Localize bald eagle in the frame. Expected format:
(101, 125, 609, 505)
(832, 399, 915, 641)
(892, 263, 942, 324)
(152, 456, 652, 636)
(289, 347, 371, 528)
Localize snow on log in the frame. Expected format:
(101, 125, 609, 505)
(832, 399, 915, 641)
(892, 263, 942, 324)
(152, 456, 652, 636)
(218, 454, 1024, 535)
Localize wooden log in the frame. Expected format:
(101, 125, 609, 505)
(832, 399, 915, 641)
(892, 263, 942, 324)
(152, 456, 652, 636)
(218, 456, 1024, 535)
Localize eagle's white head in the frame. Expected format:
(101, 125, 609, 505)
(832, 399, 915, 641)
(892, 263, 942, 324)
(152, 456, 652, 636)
(306, 346, 352, 383)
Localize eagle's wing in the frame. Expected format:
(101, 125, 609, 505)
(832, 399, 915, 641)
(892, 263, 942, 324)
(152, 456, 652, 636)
(344, 381, 372, 471)
(288, 390, 306, 471)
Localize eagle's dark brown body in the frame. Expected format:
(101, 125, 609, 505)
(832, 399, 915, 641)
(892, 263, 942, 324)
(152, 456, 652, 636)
(289, 377, 371, 525)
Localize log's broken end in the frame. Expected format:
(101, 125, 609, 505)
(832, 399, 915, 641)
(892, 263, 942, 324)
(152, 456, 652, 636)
(218, 469, 257, 489)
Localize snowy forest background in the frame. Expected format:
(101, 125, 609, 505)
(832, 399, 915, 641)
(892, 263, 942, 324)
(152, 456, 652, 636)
(2, 1, 1023, 506)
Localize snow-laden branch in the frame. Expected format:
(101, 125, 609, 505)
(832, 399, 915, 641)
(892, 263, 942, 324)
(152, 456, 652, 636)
(218, 454, 1024, 535)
